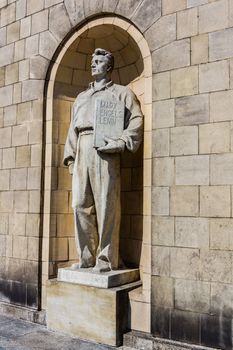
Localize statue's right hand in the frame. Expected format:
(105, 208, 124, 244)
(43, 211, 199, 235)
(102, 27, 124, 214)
(68, 162, 74, 175)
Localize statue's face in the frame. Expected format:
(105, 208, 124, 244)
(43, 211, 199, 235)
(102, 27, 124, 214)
(91, 55, 110, 78)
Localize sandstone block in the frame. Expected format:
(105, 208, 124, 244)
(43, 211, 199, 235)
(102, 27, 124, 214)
(3, 147, 15, 169)
(14, 39, 25, 62)
(12, 124, 28, 146)
(151, 187, 169, 216)
(20, 16, 31, 39)
(152, 72, 170, 101)
(132, 0, 161, 32)
(14, 190, 28, 213)
(210, 218, 233, 250)
(25, 35, 39, 58)
(152, 128, 169, 157)
(200, 186, 231, 217)
(210, 154, 233, 185)
(16, 0, 26, 20)
(64, 0, 85, 26)
(26, 213, 40, 237)
(153, 99, 174, 129)
(151, 276, 173, 307)
(11, 168, 27, 190)
(200, 249, 232, 283)
(0, 44, 14, 68)
(27, 237, 39, 261)
(170, 186, 199, 216)
(0, 127, 11, 148)
(209, 28, 233, 61)
(10, 213, 26, 235)
(5, 63, 19, 85)
(200, 122, 230, 154)
(27, 167, 41, 190)
(176, 155, 209, 185)
(170, 126, 198, 156)
(13, 236, 27, 260)
(210, 90, 233, 122)
(170, 247, 200, 279)
(0, 67, 4, 88)
(0, 27, 6, 48)
(17, 102, 31, 124)
(0, 235, 6, 256)
(210, 283, 233, 317)
(0, 170, 10, 190)
(145, 14, 176, 51)
(50, 237, 68, 261)
(28, 120, 42, 144)
(0, 214, 8, 235)
(51, 190, 69, 214)
(177, 8, 198, 39)
(152, 246, 170, 276)
(171, 66, 198, 97)
(115, 0, 141, 18)
(7, 21, 20, 44)
(152, 216, 174, 246)
(16, 146, 30, 167)
(191, 34, 208, 65)
(46, 0, 63, 7)
(152, 39, 190, 73)
(199, 0, 228, 34)
(29, 190, 40, 213)
(19, 59, 29, 81)
(175, 217, 209, 248)
(162, 0, 186, 14)
(187, 0, 208, 7)
(27, 0, 44, 15)
(153, 157, 174, 186)
(22, 80, 44, 102)
(49, 4, 72, 42)
(30, 55, 49, 80)
(0, 191, 13, 213)
(13, 82, 22, 104)
(175, 279, 210, 313)
(199, 60, 229, 93)
(4, 105, 16, 126)
(1, 3, 15, 27)
(32, 9, 48, 35)
(39, 31, 58, 60)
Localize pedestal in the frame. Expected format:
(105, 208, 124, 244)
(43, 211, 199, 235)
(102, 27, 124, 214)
(46, 270, 141, 346)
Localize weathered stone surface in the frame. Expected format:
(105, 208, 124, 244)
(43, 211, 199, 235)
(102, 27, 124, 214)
(49, 4, 72, 41)
(45, 0, 63, 7)
(0, 44, 14, 68)
(31, 9, 49, 35)
(19, 59, 29, 81)
(209, 28, 233, 61)
(200, 249, 232, 283)
(3, 148, 15, 168)
(0, 127, 11, 148)
(7, 21, 20, 44)
(153, 157, 174, 186)
(199, 0, 228, 34)
(152, 72, 170, 101)
(171, 66, 198, 97)
(152, 39, 190, 73)
(13, 236, 27, 259)
(22, 80, 44, 102)
(25, 34, 39, 58)
(39, 31, 59, 60)
(0, 27, 6, 48)
(199, 122, 230, 154)
(176, 155, 209, 185)
(12, 124, 28, 146)
(210, 90, 233, 122)
(1, 3, 15, 27)
(191, 34, 208, 65)
(0, 170, 10, 190)
(0, 86, 13, 108)
(152, 128, 169, 157)
(30, 55, 49, 79)
(102, 0, 119, 12)
(200, 186, 231, 217)
(152, 187, 169, 216)
(151, 276, 173, 307)
(6, 62, 19, 85)
(16, 145, 30, 167)
(14, 39, 25, 62)
(170, 186, 199, 217)
(162, 0, 186, 14)
(199, 60, 229, 93)
(175, 217, 209, 248)
(153, 99, 174, 129)
(170, 126, 198, 156)
(27, 0, 44, 15)
(27, 167, 41, 190)
(4, 105, 16, 126)
(187, 0, 208, 7)
(210, 218, 233, 250)
(152, 246, 170, 276)
(170, 247, 200, 279)
(116, 0, 142, 18)
(11, 168, 27, 190)
(175, 279, 210, 313)
(145, 14, 176, 51)
(152, 216, 174, 246)
(210, 283, 233, 317)
(177, 7, 198, 39)
(132, 0, 161, 32)
(16, 0, 26, 20)
(64, 0, 85, 26)
(20, 16, 31, 39)
(210, 154, 233, 185)
(83, 0, 104, 17)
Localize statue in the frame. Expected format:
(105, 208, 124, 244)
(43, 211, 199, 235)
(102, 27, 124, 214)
(64, 48, 143, 272)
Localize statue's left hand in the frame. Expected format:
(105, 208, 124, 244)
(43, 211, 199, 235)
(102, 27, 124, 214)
(98, 136, 125, 153)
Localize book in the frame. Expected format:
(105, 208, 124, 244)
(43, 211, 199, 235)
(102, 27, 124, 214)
(93, 98, 125, 148)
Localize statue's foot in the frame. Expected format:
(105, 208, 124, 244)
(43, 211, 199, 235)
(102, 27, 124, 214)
(71, 262, 93, 270)
(92, 261, 111, 273)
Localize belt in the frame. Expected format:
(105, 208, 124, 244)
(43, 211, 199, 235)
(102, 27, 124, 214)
(79, 128, 94, 135)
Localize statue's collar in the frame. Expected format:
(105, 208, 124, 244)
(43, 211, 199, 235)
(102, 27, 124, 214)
(89, 80, 113, 92)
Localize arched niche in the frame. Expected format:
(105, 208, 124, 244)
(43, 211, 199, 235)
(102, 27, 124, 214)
(43, 17, 152, 318)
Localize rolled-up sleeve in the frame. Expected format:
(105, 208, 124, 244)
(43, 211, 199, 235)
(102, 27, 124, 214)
(63, 105, 78, 166)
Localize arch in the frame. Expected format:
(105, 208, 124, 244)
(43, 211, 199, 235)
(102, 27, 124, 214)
(42, 16, 152, 332)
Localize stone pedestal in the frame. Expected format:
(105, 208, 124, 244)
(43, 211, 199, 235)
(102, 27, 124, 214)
(46, 271, 141, 346)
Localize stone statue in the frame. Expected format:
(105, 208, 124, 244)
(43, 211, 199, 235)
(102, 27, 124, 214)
(64, 48, 143, 272)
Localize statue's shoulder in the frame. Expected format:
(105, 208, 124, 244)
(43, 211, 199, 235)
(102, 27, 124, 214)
(111, 83, 134, 97)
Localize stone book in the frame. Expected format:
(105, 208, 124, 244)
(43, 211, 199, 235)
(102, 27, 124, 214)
(93, 98, 125, 148)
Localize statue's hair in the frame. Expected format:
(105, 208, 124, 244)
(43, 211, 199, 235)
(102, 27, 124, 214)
(92, 48, 114, 71)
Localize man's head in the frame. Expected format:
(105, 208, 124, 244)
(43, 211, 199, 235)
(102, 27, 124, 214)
(91, 48, 114, 79)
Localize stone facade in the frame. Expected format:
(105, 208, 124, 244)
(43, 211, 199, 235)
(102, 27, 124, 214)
(0, 0, 232, 349)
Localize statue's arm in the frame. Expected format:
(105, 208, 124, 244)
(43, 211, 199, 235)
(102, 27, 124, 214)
(63, 106, 78, 169)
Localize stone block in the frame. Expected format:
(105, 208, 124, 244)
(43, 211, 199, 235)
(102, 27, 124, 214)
(0, 44, 14, 68)
(199, 122, 230, 154)
(7, 21, 20, 45)
(30, 55, 49, 80)
(27, 0, 44, 15)
(13, 82, 22, 104)
(170, 186, 199, 217)
(210, 90, 233, 122)
(28, 120, 42, 144)
(14, 39, 25, 62)
(132, 0, 161, 32)
(209, 28, 233, 61)
(152, 72, 170, 101)
(31, 9, 48, 35)
(29, 191, 40, 213)
(27, 237, 39, 261)
(12, 124, 28, 146)
(0, 170, 10, 190)
(152, 39, 190, 73)
(145, 14, 176, 51)
(19, 60, 29, 81)
(14, 190, 28, 213)
(151, 276, 173, 307)
(0, 67, 4, 88)
(13, 236, 27, 259)
(152, 246, 170, 276)
(176, 155, 209, 185)
(153, 99, 174, 129)
(22, 80, 44, 102)
(4, 105, 16, 126)
(5, 63, 19, 85)
(9, 213, 26, 236)
(199, 60, 229, 93)
(20, 16, 31, 39)
(171, 66, 198, 97)
(26, 213, 40, 237)
(49, 4, 72, 41)
(187, 0, 208, 7)
(51, 190, 69, 214)
(200, 186, 231, 217)
(1, 3, 15, 27)
(210, 218, 233, 250)
(175, 217, 209, 248)
(2, 147, 15, 169)
(25, 34, 39, 58)
(27, 167, 41, 190)
(210, 283, 233, 317)
(0, 86, 13, 108)
(175, 279, 210, 313)
(0, 127, 11, 148)
(170, 126, 198, 156)
(115, 0, 141, 18)
(50, 237, 68, 261)
(191, 34, 208, 65)
(0, 191, 13, 212)
(200, 249, 232, 283)
(0, 27, 6, 48)
(17, 101, 31, 123)
(175, 93, 209, 125)
(16, 0, 26, 20)
(11, 168, 27, 190)
(177, 8, 198, 39)
(152, 128, 169, 157)
(57, 214, 74, 237)
(162, 0, 186, 14)
(210, 154, 233, 185)
(64, 0, 85, 26)
(153, 157, 174, 186)
(0, 235, 6, 256)
(170, 247, 200, 279)
(16, 146, 30, 168)
(199, 0, 228, 34)
(152, 216, 174, 246)
(151, 187, 169, 216)
(0, 214, 8, 235)
(39, 31, 59, 60)
(68, 237, 77, 260)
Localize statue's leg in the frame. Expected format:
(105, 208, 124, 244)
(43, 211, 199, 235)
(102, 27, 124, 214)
(90, 151, 121, 271)
(71, 134, 98, 268)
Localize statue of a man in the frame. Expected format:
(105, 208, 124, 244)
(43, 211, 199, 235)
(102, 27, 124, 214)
(64, 48, 143, 272)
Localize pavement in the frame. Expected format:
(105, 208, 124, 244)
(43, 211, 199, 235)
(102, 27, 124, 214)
(0, 313, 123, 350)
